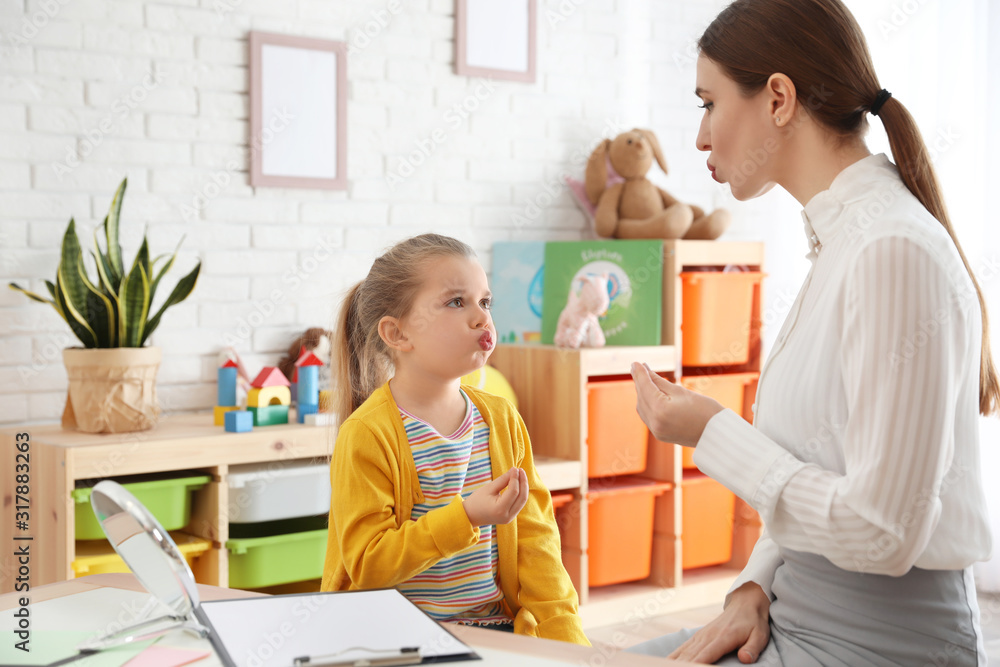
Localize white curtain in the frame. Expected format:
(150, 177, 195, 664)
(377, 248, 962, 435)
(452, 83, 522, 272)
(845, 0, 1000, 589)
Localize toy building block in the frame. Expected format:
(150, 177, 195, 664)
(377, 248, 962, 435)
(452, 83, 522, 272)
(247, 366, 292, 409)
(224, 410, 253, 433)
(319, 390, 333, 413)
(218, 359, 238, 407)
(214, 405, 239, 426)
(249, 404, 289, 426)
(305, 412, 336, 426)
(251, 366, 290, 388)
(297, 402, 319, 423)
(247, 386, 292, 408)
(295, 349, 324, 407)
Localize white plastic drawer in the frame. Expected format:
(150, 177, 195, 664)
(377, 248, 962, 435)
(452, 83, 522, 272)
(228, 460, 331, 524)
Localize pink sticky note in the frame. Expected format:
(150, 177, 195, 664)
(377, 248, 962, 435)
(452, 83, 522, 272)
(123, 645, 211, 667)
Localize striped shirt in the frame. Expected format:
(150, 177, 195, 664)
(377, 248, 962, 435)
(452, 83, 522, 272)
(395, 390, 509, 625)
(694, 154, 992, 598)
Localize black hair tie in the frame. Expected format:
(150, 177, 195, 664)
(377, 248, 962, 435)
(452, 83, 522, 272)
(870, 89, 892, 116)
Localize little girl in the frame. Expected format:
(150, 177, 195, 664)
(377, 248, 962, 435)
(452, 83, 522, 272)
(321, 233, 589, 645)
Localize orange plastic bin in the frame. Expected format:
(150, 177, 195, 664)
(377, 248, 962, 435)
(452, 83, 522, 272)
(680, 271, 764, 366)
(550, 492, 574, 536)
(587, 380, 649, 477)
(587, 476, 673, 586)
(679, 372, 759, 468)
(681, 471, 735, 570)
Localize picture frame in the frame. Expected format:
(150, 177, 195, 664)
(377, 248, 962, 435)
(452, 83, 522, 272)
(249, 31, 347, 190)
(454, 0, 537, 83)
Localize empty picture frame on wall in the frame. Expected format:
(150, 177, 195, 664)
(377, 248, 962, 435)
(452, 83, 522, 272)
(455, 0, 536, 83)
(249, 31, 347, 190)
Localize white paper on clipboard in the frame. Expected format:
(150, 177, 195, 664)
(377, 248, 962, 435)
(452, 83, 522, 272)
(197, 589, 480, 666)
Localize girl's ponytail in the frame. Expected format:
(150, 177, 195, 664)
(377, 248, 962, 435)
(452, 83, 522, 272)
(877, 97, 1000, 415)
(333, 281, 363, 428)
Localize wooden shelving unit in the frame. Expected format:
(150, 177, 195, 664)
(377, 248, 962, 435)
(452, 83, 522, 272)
(1, 414, 334, 594)
(490, 239, 766, 608)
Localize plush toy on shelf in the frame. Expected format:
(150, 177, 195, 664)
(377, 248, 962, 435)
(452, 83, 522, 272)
(278, 327, 332, 399)
(554, 274, 610, 350)
(582, 128, 731, 241)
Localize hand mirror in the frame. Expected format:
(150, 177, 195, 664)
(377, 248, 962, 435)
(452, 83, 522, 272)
(76, 480, 209, 652)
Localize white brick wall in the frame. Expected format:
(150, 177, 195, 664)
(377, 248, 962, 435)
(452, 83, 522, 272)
(0, 0, 743, 426)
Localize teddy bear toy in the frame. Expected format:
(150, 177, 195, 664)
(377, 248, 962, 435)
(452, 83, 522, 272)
(554, 274, 610, 349)
(585, 128, 731, 241)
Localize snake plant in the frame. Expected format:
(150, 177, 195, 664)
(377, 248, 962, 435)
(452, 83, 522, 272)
(8, 178, 201, 348)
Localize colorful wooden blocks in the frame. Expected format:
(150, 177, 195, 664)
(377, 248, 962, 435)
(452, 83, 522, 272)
(224, 410, 253, 433)
(214, 405, 239, 426)
(247, 366, 291, 426)
(249, 404, 289, 427)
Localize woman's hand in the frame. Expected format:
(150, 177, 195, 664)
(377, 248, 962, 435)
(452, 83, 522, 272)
(463, 467, 529, 527)
(669, 582, 771, 664)
(630, 362, 724, 448)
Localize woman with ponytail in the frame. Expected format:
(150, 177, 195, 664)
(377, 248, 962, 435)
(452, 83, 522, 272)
(628, 1, 994, 664)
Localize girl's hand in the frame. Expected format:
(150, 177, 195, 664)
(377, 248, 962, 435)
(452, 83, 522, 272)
(463, 467, 529, 527)
(669, 582, 771, 664)
(630, 362, 724, 448)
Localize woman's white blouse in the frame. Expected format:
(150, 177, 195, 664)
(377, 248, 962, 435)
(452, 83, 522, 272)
(694, 154, 992, 599)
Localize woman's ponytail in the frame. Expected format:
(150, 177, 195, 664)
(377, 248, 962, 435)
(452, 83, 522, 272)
(877, 98, 1000, 415)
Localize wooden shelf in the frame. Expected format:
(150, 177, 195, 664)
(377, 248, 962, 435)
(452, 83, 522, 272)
(490, 239, 766, 611)
(0, 412, 333, 594)
(535, 456, 583, 491)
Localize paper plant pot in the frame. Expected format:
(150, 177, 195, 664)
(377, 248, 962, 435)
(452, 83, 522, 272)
(62, 347, 162, 434)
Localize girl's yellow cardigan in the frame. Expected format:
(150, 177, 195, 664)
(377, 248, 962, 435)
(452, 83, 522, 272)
(322, 382, 589, 646)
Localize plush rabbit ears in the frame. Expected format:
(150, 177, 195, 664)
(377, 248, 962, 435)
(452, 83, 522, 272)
(635, 128, 668, 174)
(584, 138, 612, 205)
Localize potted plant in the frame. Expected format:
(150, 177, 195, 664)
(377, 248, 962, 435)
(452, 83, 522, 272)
(9, 178, 200, 433)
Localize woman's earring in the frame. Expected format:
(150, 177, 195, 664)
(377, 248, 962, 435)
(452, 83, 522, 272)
(775, 116, 781, 125)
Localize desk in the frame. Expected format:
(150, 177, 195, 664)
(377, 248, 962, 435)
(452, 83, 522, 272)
(1, 574, 693, 666)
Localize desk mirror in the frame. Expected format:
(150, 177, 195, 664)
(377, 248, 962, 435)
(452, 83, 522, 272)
(77, 480, 209, 652)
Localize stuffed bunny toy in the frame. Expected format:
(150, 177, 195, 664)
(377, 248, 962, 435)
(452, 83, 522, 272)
(554, 274, 610, 349)
(584, 128, 731, 240)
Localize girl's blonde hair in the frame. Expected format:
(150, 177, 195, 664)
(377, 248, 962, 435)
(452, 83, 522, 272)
(699, 0, 999, 415)
(333, 233, 476, 425)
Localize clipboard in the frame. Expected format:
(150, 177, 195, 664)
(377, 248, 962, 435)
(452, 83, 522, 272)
(195, 589, 481, 666)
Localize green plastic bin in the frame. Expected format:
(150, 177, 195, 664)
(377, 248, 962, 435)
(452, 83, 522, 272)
(72, 475, 211, 540)
(227, 527, 327, 589)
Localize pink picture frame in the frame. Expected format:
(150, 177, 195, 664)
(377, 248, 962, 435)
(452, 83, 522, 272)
(249, 31, 348, 190)
(455, 0, 537, 83)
